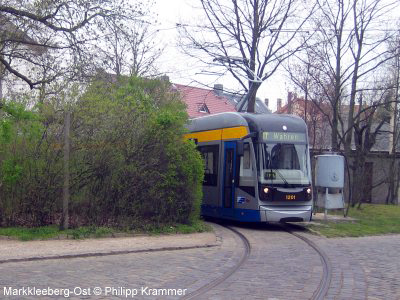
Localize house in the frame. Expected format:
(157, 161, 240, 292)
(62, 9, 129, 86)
(173, 83, 271, 118)
(276, 92, 400, 205)
(276, 92, 331, 150)
(172, 83, 237, 118)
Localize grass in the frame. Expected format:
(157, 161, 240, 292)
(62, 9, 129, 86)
(308, 204, 400, 238)
(0, 226, 115, 241)
(147, 220, 213, 235)
(0, 220, 213, 241)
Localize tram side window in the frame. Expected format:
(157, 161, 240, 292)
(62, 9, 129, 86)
(242, 143, 251, 170)
(239, 143, 253, 183)
(198, 145, 219, 186)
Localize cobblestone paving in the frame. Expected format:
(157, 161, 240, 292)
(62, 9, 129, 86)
(198, 224, 323, 300)
(1, 223, 400, 300)
(297, 232, 400, 300)
(0, 224, 242, 300)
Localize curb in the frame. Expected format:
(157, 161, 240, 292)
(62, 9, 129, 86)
(0, 243, 220, 265)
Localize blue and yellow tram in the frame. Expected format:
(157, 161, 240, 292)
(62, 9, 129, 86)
(185, 112, 313, 223)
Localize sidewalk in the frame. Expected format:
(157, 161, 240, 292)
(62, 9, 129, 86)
(0, 231, 219, 264)
(312, 212, 357, 222)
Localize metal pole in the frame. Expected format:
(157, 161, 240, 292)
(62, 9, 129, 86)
(61, 111, 70, 230)
(324, 188, 328, 220)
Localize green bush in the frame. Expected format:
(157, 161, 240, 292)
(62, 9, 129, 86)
(70, 76, 204, 228)
(0, 76, 204, 229)
(0, 100, 62, 226)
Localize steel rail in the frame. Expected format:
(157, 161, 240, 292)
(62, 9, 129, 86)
(283, 224, 332, 300)
(183, 223, 331, 300)
(181, 225, 251, 300)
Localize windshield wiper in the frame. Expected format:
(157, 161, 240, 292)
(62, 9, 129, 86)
(267, 168, 289, 187)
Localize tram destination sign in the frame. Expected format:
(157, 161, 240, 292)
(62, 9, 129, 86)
(263, 131, 306, 143)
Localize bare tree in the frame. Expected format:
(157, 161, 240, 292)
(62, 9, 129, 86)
(179, 0, 315, 112)
(302, 0, 354, 151)
(343, 0, 397, 152)
(340, 0, 398, 206)
(94, 14, 163, 77)
(0, 0, 145, 100)
(386, 32, 400, 205)
(127, 21, 163, 77)
(286, 0, 399, 206)
(285, 46, 333, 150)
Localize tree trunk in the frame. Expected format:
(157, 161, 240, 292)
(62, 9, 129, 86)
(331, 23, 343, 152)
(246, 0, 259, 113)
(246, 82, 261, 113)
(352, 152, 365, 207)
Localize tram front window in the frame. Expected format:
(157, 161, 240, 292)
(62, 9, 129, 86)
(260, 142, 310, 186)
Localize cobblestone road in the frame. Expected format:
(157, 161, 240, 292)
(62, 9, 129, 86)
(198, 224, 322, 300)
(307, 234, 400, 300)
(1, 223, 399, 300)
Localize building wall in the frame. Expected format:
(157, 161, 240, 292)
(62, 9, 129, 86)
(366, 156, 399, 204)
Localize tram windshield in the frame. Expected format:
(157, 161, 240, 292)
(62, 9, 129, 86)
(259, 132, 311, 186)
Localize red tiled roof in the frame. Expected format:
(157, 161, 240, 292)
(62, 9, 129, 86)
(173, 83, 237, 118)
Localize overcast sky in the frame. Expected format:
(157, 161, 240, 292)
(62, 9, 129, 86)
(153, 0, 287, 111)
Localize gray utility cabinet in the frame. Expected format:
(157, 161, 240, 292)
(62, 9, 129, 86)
(315, 154, 345, 211)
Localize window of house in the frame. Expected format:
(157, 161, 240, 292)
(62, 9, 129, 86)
(198, 103, 210, 114)
(198, 145, 219, 186)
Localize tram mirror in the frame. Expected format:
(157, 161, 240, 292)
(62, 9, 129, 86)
(237, 141, 244, 156)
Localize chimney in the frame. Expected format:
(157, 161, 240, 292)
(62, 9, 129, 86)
(264, 98, 269, 108)
(277, 98, 282, 111)
(214, 84, 223, 96)
(160, 75, 170, 82)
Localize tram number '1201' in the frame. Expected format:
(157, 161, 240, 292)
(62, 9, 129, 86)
(286, 194, 296, 200)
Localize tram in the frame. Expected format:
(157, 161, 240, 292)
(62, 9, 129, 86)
(185, 112, 313, 223)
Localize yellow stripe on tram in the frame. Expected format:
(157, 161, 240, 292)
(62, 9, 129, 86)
(185, 129, 221, 142)
(185, 126, 249, 143)
(222, 126, 249, 140)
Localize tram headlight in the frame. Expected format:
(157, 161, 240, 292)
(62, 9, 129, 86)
(305, 187, 312, 200)
(260, 186, 272, 201)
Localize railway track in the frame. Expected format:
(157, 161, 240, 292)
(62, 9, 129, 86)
(181, 225, 251, 300)
(283, 224, 332, 300)
(182, 223, 332, 300)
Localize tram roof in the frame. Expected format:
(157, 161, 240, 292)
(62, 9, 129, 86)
(241, 113, 307, 133)
(187, 112, 307, 133)
(187, 112, 248, 132)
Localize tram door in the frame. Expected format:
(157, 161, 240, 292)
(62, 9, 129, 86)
(222, 141, 237, 217)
